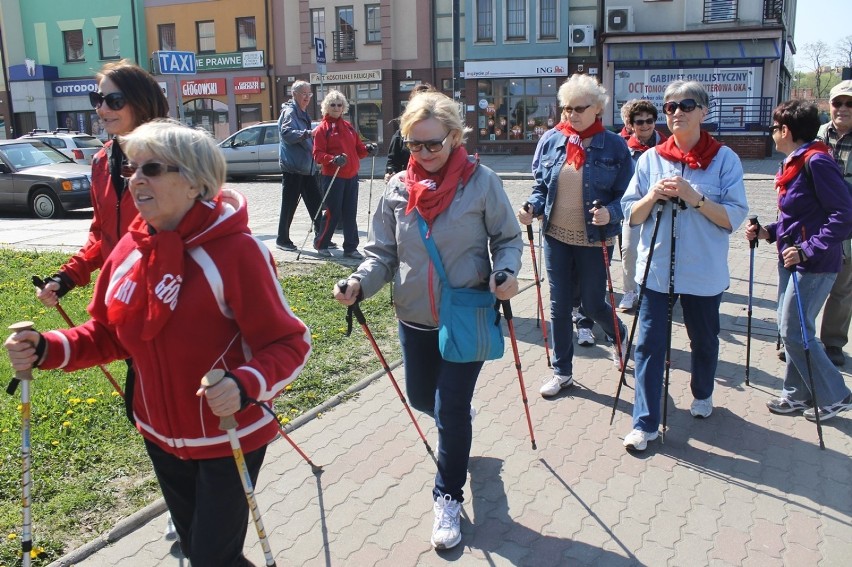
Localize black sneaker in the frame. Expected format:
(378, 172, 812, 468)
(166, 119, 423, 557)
(275, 241, 297, 251)
(804, 393, 852, 421)
(766, 397, 811, 415)
(825, 346, 845, 367)
(777, 349, 786, 362)
(328, 242, 339, 249)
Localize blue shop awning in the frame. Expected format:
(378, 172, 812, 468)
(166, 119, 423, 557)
(608, 39, 780, 62)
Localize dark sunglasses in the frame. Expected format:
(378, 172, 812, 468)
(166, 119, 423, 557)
(831, 99, 852, 108)
(328, 102, 344, 108)
(121, 162, 180, 178)
(632, 118, 656, 126)
(89, 91, 127, 111)
(403, 133, 450, 154)
(562, 104, 591, 114)
(662, 99, 702, 115)
(769, 124, 782, 134)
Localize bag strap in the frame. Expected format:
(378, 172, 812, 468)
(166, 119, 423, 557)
(416, 213, 449, 285)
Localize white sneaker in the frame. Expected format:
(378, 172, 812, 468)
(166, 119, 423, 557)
(623, 428, 658, 452)
(431, 494, 462, 549)
(690, 396, 713, 418)
(618, 290, 638, 312)
(612, 330, 628, 369)
(577, 327, 595, 346)
(540, 374, 573, 397)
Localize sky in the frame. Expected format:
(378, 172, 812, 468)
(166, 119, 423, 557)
(793, 0, 849, 55)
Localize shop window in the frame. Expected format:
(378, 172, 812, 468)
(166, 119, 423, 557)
(310, 8, 325, 48)
(159, 24, 176, 51)
(196, 21, 216, 54)
(183, 98, 230, 140)
(476, 77, 559, 142)
(64, 30, 85, 62)
(476, 0, 494, 42)
(539, 0, 557, 40)
(506, 0, 527, 41)
(98, 27, 120, 60)
(365, 5, 380, 44)
(236, 17, 256, 51)
(315, 83, 383, 144)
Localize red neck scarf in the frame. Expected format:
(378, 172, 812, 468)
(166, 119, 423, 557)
(656, 130, 722, 170)
(775, 141, 832, 199)
(107, 199, 221, 340)
(627, 130, 666, 154)
(619, 126, 632, 140)
(404, 146, 477, 225)
(554, 119, 606, 170)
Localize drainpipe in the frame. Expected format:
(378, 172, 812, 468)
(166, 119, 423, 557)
(265, 0, 274, 119)
(130, 0, 140, 64)
(0, 22, 13, 137)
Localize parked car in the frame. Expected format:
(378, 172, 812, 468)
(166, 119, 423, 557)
(218, 120, 322, 179)
(19, 129, 103, 165)
(0, 139, 92, 219)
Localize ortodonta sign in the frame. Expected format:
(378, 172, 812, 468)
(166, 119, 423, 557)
(52, 79, 98, 96)
(196, 51, 264, 71)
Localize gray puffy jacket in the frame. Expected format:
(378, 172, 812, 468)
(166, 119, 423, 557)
(278, 100, 315, 176)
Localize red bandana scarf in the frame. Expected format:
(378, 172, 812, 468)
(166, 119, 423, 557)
(404, 146, 477, 225)
(107, 199, 221, 340)
(554, 119, 606, 170)
(627, 130, 667, 154)
(619, 126, 632, 140)
(775, 141, 832, 199)
(655, 130, 722, 170)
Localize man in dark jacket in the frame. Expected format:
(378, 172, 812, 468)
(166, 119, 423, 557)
(276, 80, 323, 250)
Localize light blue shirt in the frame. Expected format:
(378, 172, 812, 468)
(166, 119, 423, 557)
(621, 146, 749, 296)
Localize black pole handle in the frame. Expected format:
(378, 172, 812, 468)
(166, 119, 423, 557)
(494, 271, 513, 319)
(523, 203, 535, 240)
(337, 279, 366, 332)
(748, 215, 760, 250)
(32, 275, 45, 289)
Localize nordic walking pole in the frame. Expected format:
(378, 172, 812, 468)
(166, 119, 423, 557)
(366, 152, 376, 241)
(782, 236, 825, 449)
(297, 163, 342, 260)
(7, 321, 36, 567)
(201, 370, 277, 566)
(592, 200, 625, 373)
(31, 276, 125, 398)
(661, 200, 683, 443)
(250, 403, 322, 473)
(494, 272, 537, 450)
(610, 201, 665, 425)
(745, 215, 760, 386)
(523, 203, 551, 367)
(337, 280, 433, 455)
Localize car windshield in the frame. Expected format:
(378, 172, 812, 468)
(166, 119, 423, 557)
(72, 136, 104, 149)
(1, 142, 74, 170)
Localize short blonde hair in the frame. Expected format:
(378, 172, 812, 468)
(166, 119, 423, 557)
(558, 74, 609, 111)
(400, 92, 471, 144)
(620, 99, 639, 125)
(121, 119, 225, 201)
(320, 89, 349, 116)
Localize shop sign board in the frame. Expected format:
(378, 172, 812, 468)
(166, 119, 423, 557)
(462, 59, 568, 79)
(309, 69, 382, 84)
(52, 79, 98, 97)
(233, 77, 262, 94)
(196, 51, 265, 71)
(156, 51, 197, 75)
(181, 78, 228, 97)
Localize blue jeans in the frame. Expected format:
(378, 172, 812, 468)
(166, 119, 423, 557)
(399, 322, 482, 503)
(315, 175, 359, 253)
(544, 236, 625, 377)
(632, 288, 723, 432)
(776, 264, 851, 405)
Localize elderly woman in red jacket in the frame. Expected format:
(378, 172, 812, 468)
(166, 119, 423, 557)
(6, 120, 312, 567)
(313, 89, 377, 259)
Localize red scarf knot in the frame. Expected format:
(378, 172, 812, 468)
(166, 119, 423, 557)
(404, 146, 477, 225)
(554, 119, 606, 170)
(775, 141, 832, 200)
(656, 130, 723, 171)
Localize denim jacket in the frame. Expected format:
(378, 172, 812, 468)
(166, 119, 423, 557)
(527, 128, 633, 242)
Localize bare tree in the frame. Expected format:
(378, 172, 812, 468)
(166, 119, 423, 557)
(803, 41, 837, 98)
(835, 35, 852, 71)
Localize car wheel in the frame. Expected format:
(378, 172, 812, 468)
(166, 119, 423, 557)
(29, 188, 64, 219)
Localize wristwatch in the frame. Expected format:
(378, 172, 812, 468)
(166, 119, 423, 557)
(695, 194, 706, 209)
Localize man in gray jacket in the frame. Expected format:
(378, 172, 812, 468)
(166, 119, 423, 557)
(276, 80, 323, 250)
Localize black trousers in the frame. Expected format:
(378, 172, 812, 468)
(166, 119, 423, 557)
(144, 438, 267, 567)
(277, 171, 322, 245)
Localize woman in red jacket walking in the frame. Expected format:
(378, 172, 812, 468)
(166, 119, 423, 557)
(313, 89, 377, 259)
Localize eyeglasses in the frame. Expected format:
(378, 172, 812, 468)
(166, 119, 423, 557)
(297, 91, 313, 98)
(403, 133, 451, 153)
(562, 104, 591, 114)
(831, 99, 852, 108)
(632, 118, 655, 126)
(769, 124, 782, 134)
(662, 99, 702, 115)
(121, 162, 180, 178)
(328, 103, 344, 108)
(89, 91, 127, 111)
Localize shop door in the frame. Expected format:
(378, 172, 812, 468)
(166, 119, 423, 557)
(14, 112, 36, 136)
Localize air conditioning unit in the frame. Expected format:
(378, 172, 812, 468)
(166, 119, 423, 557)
(569, 25, 595, 48)
(606, 7, 634, 33)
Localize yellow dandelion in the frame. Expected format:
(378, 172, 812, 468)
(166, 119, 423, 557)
(17, 404, 22, 411)
(62, 421, 72, 428)
(64, 388, 72, 394)
(279, 417, 290, 425)
(285, 385, 293, 391)
(86, 398, 97, 404)
(2, 428, 8, 433)
(290, 408, 298, 413)
(111, 391, 121, 397)
(66, 409, 74, 416)
(51, 440, 59, 446)
(69, 397, 82, 405)
(30, 546, 45, 558)
(7, 532, 17, 539)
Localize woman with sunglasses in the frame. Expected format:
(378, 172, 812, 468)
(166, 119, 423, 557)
(333, 91, 522, 550)
(618, 99, 668, 313)
(745, 100, 852, 421)
(518, 74, 633, 399)
(6, 120, 312, 566)
(313, 89, 377, 259)
(620, 80, 748, 452)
